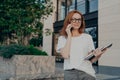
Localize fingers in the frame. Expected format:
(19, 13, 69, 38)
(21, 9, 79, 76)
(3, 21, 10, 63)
(65, 24, 72, 37)
(66, 24, 72, 31)
(93, 48, 102, 56)
(102, 48, 107, 53)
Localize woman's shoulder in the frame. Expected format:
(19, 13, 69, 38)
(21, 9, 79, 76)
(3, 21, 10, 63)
(59, 35, 66, 38)
(58, 36, 66, 40)
(82, 33, 92, 38)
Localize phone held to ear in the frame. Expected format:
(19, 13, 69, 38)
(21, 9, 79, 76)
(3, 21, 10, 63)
(84, 43, 113, 60)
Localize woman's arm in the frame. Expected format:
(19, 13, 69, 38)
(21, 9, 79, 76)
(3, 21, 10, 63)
(90, 54, 102, 63)
(60, 36, 71, 59)
(60, 24, 72, 59)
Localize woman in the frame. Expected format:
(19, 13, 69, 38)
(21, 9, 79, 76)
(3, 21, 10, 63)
(56, 10, 106, 80)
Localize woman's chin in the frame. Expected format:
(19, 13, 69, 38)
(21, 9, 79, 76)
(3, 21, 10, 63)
(73, 27, 80, 30)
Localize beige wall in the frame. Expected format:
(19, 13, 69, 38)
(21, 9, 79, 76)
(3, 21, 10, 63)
(99, 0, 120, 67)
(43, 0, 56, 56)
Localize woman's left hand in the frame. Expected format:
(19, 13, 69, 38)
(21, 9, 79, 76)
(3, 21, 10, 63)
(89, 48, 107, 63)
(93, 48, 107, 57)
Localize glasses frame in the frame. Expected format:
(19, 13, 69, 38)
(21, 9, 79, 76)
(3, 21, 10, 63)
(71, 18, 82, 23)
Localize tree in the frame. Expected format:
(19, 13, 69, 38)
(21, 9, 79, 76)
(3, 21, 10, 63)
(0, 0, 53, 45)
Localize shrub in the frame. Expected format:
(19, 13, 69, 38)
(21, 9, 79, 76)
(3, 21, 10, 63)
(0, 44, 47, 59)
(29, 37, 43, 47)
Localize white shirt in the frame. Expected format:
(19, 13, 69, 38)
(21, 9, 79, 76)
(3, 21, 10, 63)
(56, 33, 96, 77)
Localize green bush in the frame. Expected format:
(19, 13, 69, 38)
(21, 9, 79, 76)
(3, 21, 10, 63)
(27, 45, 47, 55)
(29, 37, 43, 47)
(0, 44, 47, 59)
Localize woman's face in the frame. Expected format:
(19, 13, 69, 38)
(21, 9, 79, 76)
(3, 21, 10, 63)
(71, 13, 82, 30)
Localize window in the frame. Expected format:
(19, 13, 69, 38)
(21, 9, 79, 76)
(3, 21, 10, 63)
(85, 27, 97, 48)
(68, 0, 75, 11)
(57, 0, 74, 21)
(77, 0, 85, 14)
(89, 0, 98, 12)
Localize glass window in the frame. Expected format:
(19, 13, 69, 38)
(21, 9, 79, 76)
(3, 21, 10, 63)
(57, 0, 65, 21)
(58, 0, 74, 21)
(59, 6, 65, 20)
(68, 0, 75, 12)
(77, 0, 85, 14)
(85, 27, 97, 48)
(89, 0, 98, 12)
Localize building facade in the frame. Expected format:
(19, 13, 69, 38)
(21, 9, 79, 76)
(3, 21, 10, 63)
(99, 0, 120, 67)
(43, 0, 120, 67)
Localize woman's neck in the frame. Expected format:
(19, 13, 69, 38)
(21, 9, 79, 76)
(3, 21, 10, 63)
(72, 29, 81, 37)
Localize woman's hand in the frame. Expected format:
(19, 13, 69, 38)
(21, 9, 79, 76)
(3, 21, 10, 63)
(93, 48, 107, 57)
(66, 24, 72, 37)
(93, 48, 102, 56)
(90, 48, 108, 63)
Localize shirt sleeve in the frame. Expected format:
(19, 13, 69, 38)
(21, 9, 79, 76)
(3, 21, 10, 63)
(56, 36, 66, 53)
(88, 35, 95, 53)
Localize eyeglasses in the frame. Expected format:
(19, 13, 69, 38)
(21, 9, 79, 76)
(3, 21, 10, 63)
(71, 18, 82, 23)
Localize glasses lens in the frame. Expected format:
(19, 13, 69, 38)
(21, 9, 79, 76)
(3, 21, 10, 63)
(71, 18, 81, 23)
(71, 19, 76, 22)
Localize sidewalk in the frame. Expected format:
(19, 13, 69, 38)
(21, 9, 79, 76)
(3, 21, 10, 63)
(96, 66, 120, 80)
(56, 62, 120, 80)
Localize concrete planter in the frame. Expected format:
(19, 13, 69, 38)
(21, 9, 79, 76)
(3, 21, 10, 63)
(0, 55, 55, 79)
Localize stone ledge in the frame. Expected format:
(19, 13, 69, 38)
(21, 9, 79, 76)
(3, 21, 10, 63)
(0, 56, 64, 80)
(9, 68, 64, 80)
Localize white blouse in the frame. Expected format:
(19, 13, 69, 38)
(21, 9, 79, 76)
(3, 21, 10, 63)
(56, 33, 96, 77)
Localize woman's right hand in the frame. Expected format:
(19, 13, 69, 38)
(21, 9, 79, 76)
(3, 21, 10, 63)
(65, 24, 72, 37)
